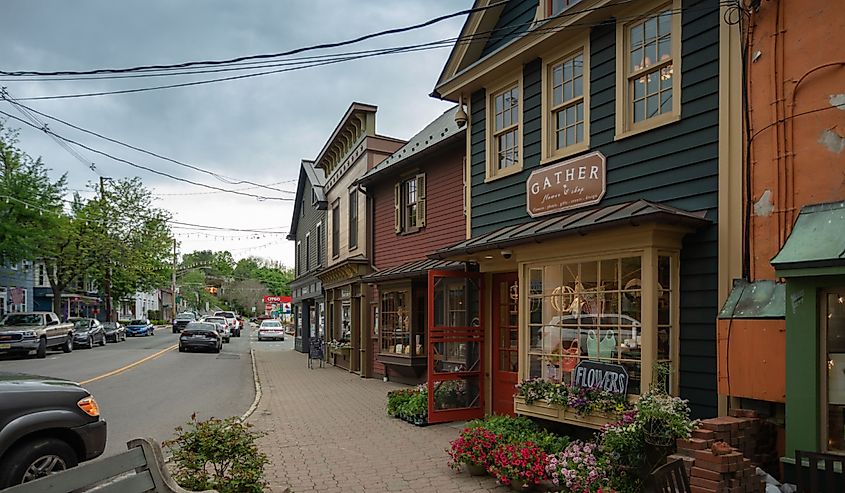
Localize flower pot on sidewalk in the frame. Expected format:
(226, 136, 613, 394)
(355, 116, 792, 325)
(463, 462, 487, 476)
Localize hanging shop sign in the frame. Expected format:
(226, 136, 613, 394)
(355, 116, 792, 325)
(572, 360, 629, 395)
(526, 151, 606, 217)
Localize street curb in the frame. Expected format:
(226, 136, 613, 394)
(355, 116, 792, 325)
(240, 348, 262, 422)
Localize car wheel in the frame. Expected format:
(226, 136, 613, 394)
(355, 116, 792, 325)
(88, 336, 93, 348)
(61, 335, 73, 353)
(214, 344, 221, 353)
(178, 345, 185, 352)
(0, 437, 78, 488)
(35, 338, 47, 359)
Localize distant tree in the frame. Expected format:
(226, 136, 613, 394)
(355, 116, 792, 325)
(0, 122, 66, 265)
(221, 278, 269, 314)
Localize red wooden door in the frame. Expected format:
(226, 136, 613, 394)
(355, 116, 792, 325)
(427, 270, 484, 424)
(492, 273, 519, 416)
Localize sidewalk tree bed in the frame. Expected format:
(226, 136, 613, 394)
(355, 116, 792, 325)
(446, 386, 696, 493)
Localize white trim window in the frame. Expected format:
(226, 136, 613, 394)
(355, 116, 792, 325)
(549, 50, 586, 153)
(616, 0, 681, 137)
(490, 83, 520, 177)
(547, 0, 582, 17)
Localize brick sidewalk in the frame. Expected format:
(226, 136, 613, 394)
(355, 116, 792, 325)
(249, 348, 509, 493)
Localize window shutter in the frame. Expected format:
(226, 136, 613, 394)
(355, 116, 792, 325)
(394, 182, 402, 233)
(416, 173, 426, 228)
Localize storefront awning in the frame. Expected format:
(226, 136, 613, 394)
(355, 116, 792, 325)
(718, 279, 785, 319)
(362, 259, 463, 283)
(771, 200, 845, 275)
(429, 199, 709, 259)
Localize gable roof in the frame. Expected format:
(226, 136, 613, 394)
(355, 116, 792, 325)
(357, 105, 465, 185)
(287, 160, 326, 240)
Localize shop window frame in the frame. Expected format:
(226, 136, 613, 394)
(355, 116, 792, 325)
(378, 282, 426, 360)
(541, 38, 591, 164)
(520, 247, 680, 397)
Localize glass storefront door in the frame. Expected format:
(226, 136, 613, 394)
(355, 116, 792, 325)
(824, 289, 845, 452)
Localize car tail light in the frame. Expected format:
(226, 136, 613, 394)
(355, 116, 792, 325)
(206, 333, 219, 339)
(78, 396, 100, 417)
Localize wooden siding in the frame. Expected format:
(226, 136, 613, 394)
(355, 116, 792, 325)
(481, 0, 536, 58)
(292, 177, 326, 286)
(467, 0, 721, 416)
(372, 142, 466, 270)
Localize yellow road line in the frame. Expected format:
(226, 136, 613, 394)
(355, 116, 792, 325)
(80, 344, 177, 385)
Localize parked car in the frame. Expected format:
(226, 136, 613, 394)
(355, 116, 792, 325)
(125, 319, 154, 337)
(72, 319, 106, 349)
(0, 372, 107, 487)
(102, 321, 126, 343)
(202, 316, 230, 343)
(257, 319, 286, 342)
(178, 322, 222, 353)
(171, 312, 197, 333)
(213, 311, 240, 337)
(0, 312, 74, 358)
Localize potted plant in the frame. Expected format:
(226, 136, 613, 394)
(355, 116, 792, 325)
(488, 441, 549, 491)
(447, 427, 501, 476)
(546, 440, 612, 493)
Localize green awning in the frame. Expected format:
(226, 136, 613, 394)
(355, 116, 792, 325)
(718, 279, 785, 319)
(771, 201, 845, 275)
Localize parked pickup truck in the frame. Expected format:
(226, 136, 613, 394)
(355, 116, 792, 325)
(0, 312, 74, 359)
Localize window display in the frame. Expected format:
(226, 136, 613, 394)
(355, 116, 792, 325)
(526, 254, 676, 395)
(825, 290, 845, 452)
(379, 287, 424, 357)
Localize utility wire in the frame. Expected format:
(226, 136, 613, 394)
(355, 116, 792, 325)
(0, 109, 293, 201)
(2, 92, 295, 194)
(0, 1, 510, 77)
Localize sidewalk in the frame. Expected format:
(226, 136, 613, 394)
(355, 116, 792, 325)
(249, 348, 508, 493)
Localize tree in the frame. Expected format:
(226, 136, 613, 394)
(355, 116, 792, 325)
(220, 279, 269, 315)
(0, 122, 66, 266)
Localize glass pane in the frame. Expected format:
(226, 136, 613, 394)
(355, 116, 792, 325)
(645, 17, 657, 44)
(644, 41, 657, 70)
(826, 291, 845, 451)
(574, 75, 583, 98)
(661, 89, 673, 114)
(658, 11, 672, 37)
(553, 65, 563, 87)
(658, 36, 671, 62)
(630, 24, 643, 49)
(433, 341, 481, 373)
(658, 256, 671, 290)
(563, 80, 573, 102)
(574, 54, 583, 77)
(647, 94, 659, 119)
(634, 98, 645, 122)
(433, 377, 481, 410)
(576, 123, 583, 143)
(631, 47, 643, 72)
(530, 325, 542, 349)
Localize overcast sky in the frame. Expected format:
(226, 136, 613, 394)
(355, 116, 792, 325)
(1, 0, 470, 267)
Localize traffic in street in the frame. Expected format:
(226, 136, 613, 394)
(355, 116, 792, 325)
(0, 319, 291, 458)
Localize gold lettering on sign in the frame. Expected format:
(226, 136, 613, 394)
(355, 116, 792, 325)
(525, 151, 606, 217)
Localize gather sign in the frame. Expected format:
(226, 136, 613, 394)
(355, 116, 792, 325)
(525, 151, 606, 217)
(572, 360, 629, 395)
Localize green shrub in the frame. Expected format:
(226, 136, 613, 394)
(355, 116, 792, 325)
(164, 414, 268, 493)
(466, 415, 569, 454)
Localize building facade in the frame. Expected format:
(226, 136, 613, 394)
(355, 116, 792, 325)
(314, 103, 404, 376)
(358, 106, 467, 385)
(0, 260, 35, 317)
(428, 0, 731, 424)
(288, 160, 328, 354)
(715, 0, 845, 464)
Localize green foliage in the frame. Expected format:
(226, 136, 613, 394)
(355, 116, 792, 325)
(0, 122, 66, 265)
(164, 415, 268, 493)
(386, 387, 427, 420)
(466, 415, 569, 455)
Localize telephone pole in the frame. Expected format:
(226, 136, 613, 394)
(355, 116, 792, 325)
(100, 176, 113, 322)
(172, 238, 178, 317)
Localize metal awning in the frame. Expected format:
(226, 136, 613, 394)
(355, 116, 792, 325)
(430, 199, 709, 259)
(771, 201, 845, 273)
(362, 259, 463, 283)
(718, 279, 785, 319)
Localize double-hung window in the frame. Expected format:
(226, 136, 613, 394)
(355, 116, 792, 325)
(547, 0, 582, 17)
(348, 189, 358, 250)
(544, 44, 589, 161)
(331, 200, 340, 258)
(616, 0, 681, 136)
(487, 80, 521, 180)
(394, 174, 426, 234)
(305, 232, 311, 272)
(315, 222, 323, 267)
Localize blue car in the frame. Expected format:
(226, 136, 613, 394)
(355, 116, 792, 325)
(125, 318, 154, 337)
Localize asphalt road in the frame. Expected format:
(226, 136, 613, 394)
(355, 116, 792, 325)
(0, 322, 291, 456)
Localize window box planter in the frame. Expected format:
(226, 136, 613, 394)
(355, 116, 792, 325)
(329, 346, 352, 356)
(513, 396, 619, 429)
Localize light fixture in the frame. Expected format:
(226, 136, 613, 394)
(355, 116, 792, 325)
(484, 255, 494, 260)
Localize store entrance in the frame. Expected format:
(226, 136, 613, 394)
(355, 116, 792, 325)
(492, 273, 519, 416)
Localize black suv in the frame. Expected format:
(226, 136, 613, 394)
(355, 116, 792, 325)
(0, 372, 107, 487)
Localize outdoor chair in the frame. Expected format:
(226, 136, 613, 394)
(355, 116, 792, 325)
(795, 450, 845, 493)
(650, 459, 692, 493)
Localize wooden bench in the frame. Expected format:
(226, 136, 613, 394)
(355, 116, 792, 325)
(649, 458, 692, 493)
(3, 437, 216, 493)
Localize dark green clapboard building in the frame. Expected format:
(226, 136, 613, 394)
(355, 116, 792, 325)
(428, 0, 733, 422)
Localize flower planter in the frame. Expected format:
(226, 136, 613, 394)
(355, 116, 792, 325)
(513, 397, 618, 429)
(463, 462, 487, 476)
(506, 477, 536, 492)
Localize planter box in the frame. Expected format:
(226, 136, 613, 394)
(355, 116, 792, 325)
(329, 346, 352, 356)
(513, 397, 618, 429)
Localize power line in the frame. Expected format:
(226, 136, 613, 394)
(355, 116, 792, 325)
(0, 1, 509, 77)
(1, 92, 295, 194)
(0, 109, 293, 201)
